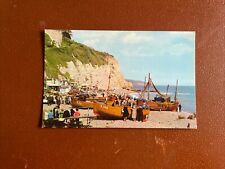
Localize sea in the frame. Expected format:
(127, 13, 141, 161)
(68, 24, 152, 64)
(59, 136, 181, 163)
(132, 84, 196, 113)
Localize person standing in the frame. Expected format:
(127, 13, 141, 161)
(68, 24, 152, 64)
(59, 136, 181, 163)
(139, 107, 144, 122)
(63, 109, 70, 118)
(44, 111, 49, 120)
(136, 107, 139, 121)
(122, 106, 129, 121)
(179, 104, 182, 112)
(56, 96, 61, 107)
(59, 109, 64, 118)
(136, 106, 143, 122)
(70, 108, 75, 117)
(48, 110, 54, 119)
(131, 105, 137, 121)
(53, 106, 59, 118)
(68, 96, 72, 104)
(74, 108, 81, 126)
(63, 109, 70, 125)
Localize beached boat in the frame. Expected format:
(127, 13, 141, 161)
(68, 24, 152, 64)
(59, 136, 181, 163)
(71, 96, 114, 109)
(72, 99, 94, 109)
(93, 102, 150, 119)
(141, 74, 179, 111)
(147, 100, 179, 111)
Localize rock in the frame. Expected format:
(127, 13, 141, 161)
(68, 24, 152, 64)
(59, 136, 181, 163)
(187, 123, 190, 128)
(187, 114, 195, 120)
(193, 113, 197, 118)
(178, 114, 186, 119)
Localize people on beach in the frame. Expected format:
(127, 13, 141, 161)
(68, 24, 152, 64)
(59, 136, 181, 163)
(136, 107, 144, 122)
(179, 104, 182, 112)
(47, 95, 54, 105)
(63, 109, 70, 118)
(122, 99, 127, 106)
(112, 100, 115, 106)
(48, 110, 54, 119)
(74, 108, 80, 117)
(122, 106, 129, 121)
(44, 88, 152, 127)
(131, 105, 137, 121)
(62, 109, 70, 124)
(70, 108, 75, 116)
(56, 96, 61, 107)
(74, 108, 81, 125)
(44, 111, 49, 120)
(142, 102, 148, 109)
(53, 106, 59, 118)
(115, 99, 119, 106)
(59, 109, 64, 118)
(65, 96, 71, 104)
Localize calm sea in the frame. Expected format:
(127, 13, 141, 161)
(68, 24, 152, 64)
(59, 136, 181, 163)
(133, 84, 196, 113)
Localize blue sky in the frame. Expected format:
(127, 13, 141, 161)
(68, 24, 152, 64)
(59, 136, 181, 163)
(72, 31, 195, 86)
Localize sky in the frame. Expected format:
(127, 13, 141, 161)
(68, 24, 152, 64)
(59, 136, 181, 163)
(71, 31, 195, 86)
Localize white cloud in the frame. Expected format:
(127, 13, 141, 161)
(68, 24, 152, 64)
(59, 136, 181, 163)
(82, 39, 99, 48)
(168, 31, 195, 41)
(168, 43, 193, 57)
(122, 32, 153, 44)
(121, 46, 152, 58)
(72, 30, 123, 53)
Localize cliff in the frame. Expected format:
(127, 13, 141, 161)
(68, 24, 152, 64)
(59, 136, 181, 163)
(44, 30, 132, 90)
(45, 29, 62, 47)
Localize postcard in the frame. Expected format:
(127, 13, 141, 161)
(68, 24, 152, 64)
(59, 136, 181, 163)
(42, 29, 196, 128)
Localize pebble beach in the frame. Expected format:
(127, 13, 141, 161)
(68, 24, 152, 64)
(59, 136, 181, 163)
(43, 104, 197, 129)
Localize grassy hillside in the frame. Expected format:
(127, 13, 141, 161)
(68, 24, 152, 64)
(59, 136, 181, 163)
(45, 33, 109, 79)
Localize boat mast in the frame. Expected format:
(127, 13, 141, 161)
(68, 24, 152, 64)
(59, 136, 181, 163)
(166, 84, 169, 96)
(174, 80, 178, 102)
(107, 73, 111, 95)
(148, 73, 150, 100)
(106, 57, 110, 96)
(144, 76, 146, 91)
(107, 63, 111, 97)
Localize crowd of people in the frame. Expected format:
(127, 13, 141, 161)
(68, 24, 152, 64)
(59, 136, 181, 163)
(44, 106, 80, 120)
(110, 95, 148, 122)
(111, 95, 148, 108)
(43, 107, 82, 128)
(44, 95, 72, 106)
(121, 105, 146, 122)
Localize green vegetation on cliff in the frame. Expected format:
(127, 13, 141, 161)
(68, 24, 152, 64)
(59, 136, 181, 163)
(45, 33, 108, 79)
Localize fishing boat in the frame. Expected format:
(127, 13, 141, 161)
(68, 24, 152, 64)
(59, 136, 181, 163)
(93, 102, 150, 120)
(71, 96, 114, 109)
(72, 99, 94, 109)
(92, 66, 150, 119)
(142, 73, 179, 111)
(147, 99, 179, 111)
